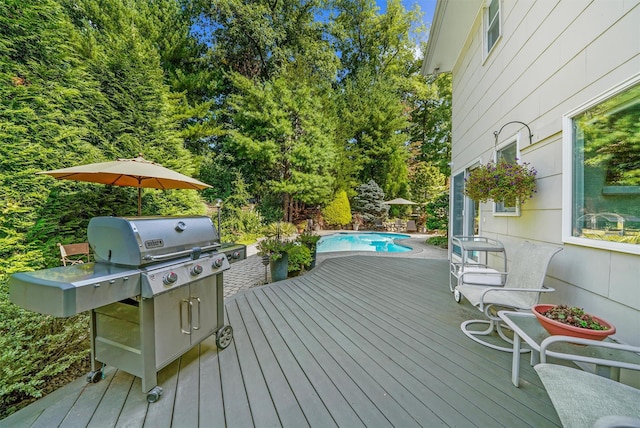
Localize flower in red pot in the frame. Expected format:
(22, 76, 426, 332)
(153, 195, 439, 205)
(532, 304, 616, 341)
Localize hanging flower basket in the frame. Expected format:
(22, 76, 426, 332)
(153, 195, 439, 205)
(464, 159, 537, 205)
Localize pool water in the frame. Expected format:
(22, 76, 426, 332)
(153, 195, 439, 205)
(316, 232, 411, 253)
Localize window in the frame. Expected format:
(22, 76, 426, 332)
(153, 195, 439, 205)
(494, 141, 520, 215)
(485, 0, 501, 54)
(563, 75, 640, 253)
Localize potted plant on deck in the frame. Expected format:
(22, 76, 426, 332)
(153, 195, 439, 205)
(297, 231, 321, 269)
(464, 159, 537, 207)
(257, 237, 292, 282)
(532, 304, 616, 341)
(286, 242, 312, 277)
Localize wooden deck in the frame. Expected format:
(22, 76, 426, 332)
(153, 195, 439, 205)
(1, 256, 560, 427)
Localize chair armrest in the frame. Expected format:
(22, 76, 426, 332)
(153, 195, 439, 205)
(479, 285, 555, 300)
(539, 335, 640, 371)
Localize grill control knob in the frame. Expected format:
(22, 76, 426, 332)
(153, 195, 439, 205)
(232, 251, 241, 259)
(163, 272, 178, 285)
(191, 264, 203, 275)
(212, 258, 224, 268)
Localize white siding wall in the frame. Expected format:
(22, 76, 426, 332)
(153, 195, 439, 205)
(450, 0, 640, 345)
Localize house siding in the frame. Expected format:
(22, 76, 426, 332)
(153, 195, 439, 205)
(447, 0, 640, 345)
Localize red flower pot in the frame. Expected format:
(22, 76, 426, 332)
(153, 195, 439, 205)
(532, 304, 616, 341)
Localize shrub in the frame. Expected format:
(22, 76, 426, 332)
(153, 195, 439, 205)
(286, 243, 312, 272)
(426, 235, 448, 249)
(322, 190, 352, 227)
(425, 192, 449, 231)
(296, 232, 321, 252)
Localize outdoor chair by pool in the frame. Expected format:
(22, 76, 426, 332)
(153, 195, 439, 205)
(405, 220, 417, 232)
(373, 218, 386, 231)
(58, 242, 91, 266)
(456, 241, 562, 352)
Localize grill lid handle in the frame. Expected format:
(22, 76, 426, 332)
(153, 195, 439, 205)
(142, 243, 221, 262)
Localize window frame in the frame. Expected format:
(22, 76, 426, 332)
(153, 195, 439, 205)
(484, 0, 501, 59)
(493, 137, 521, 216)
(562, 73, 640, 255)
(450, 166, 480, 262)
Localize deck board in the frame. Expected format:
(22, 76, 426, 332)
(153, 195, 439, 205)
(197, 338, 224, 427)
(233, 296, 309, 427)
(0, 256, 561, 428)
(87, 369, 132, 428)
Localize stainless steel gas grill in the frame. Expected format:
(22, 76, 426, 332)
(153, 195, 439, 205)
(9, 216, 246, 402)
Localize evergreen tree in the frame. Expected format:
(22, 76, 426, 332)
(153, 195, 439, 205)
(352, 180, 389, 223)
(225, 69, 336, 221)
(407, 72, 452, 176)
(409, 162, 446, 204)
(337, 71, 410, 196)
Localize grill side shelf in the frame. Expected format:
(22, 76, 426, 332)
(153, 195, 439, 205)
(9, 263, 141, 317)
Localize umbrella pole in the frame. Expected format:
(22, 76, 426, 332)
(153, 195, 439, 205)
(138, 187, 141, 216)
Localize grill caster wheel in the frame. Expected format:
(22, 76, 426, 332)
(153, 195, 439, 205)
(454, 289, 462, 303)
(87, 370, 102, 383)
(216, 325, 233, 349)
(146, 386, 163, 403)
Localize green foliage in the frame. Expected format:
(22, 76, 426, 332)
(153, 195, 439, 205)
(296, 231, 321, 252)
(0, 293, 90, 417)
(256, 237, 292, 261)
(217, 174, 263, 242)
(541, 305, 609, 330)
(464, 159, 537, 205)
(352, 180, 389, 223)
(263, 222, 297, 239)
(425, 192, 449, 232)
(286, 243, 312, 272)
(407, 72, 452, 176)
(323, 190, 352, 227)
(426, 235, 448, 249)
(224, 71, 337, 221)
(409, 162, 447, 204)
(336, 71, 410, 197)
(0, 0, 211, 414)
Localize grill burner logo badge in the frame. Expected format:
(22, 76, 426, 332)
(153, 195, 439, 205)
(145, 239, 164, 249)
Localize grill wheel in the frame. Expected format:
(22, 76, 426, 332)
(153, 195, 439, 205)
(215, 325, 233, 349)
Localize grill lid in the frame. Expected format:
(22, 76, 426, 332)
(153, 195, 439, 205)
(88, 216, 220, 267)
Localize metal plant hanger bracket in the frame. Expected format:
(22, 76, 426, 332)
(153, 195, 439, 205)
(493, 121, 533, 146)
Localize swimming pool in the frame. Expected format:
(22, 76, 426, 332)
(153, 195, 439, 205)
(316, 232, 411, 253)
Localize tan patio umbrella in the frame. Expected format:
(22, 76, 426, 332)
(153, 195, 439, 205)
(38, 156, 212, 215)
(383, 197, 417, 205)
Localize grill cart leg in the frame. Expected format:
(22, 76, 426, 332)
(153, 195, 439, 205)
(87, 309, 103, 383)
